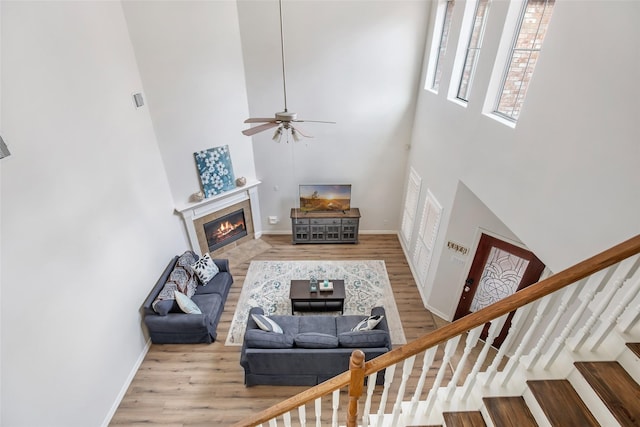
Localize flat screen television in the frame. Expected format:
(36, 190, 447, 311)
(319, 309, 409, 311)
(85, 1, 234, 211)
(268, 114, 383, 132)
(299, 184, 351, 212)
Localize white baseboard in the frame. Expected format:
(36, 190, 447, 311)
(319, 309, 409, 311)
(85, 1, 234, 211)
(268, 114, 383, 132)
(101, 338, 151, 427)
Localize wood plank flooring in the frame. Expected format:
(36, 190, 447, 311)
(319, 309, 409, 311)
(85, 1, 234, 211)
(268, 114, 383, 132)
(110, 234, 444, 426)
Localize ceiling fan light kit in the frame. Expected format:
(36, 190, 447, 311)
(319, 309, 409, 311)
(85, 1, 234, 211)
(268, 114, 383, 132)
(242, 0, 334, 142)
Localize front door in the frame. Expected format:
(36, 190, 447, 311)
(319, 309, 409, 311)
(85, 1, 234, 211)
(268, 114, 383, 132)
(454, 233, 545, 348)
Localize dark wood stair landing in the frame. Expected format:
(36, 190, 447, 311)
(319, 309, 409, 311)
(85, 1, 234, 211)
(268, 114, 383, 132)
(575, 361, 640, 427)
(528, 379, 599, 426)
(483, 396, 537, 427)
(442, 411, 485, 426)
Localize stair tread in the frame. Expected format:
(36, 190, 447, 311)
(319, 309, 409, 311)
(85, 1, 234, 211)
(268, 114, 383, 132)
(482, 396, 537, 427)
(528, 379, 599, 426)
(575, 361, 640, 426)
(627, 343, 640, 358)
(442, 411, 486, 427)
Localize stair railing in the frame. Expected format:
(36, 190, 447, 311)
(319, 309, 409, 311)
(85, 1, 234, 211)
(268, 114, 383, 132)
(230, 234, 640, 427)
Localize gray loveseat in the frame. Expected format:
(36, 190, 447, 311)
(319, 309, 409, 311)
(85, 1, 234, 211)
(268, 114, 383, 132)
(143, 251, 233, 344)
(240, 306, 391, 386)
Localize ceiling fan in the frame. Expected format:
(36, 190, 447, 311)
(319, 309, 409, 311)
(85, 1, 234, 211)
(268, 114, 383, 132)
(242, 0, 335, 142)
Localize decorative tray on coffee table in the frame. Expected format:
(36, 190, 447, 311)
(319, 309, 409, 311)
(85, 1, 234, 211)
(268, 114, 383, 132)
(319, 281, 334, 292)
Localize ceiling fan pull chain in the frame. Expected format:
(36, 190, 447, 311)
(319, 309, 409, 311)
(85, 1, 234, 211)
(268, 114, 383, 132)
(279, 0, 288, 113)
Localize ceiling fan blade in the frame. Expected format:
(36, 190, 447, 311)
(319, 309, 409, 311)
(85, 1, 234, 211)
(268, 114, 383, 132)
(292, 119, 336, 124)
(242, 122, 279, 136)
(244, 118, 277, 123)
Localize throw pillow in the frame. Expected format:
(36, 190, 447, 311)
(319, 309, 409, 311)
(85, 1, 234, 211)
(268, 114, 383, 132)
(351, 315, 384, 332)
(174, 291, 202, 314)
(191, 253, 219, 285)
(295, 332, 339, 349)
(251, 313, 283, 334)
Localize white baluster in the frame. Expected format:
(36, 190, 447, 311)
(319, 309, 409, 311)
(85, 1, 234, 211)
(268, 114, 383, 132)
(407, 347, 437, 421)
(484, 305, 531, 387)
(362, 372, 378, 427)
(298, 405, 306, 427)
(461, 314, 508, 400)
(423, 335, 461, 415)
(445, 326, 482, 402)
(375, 364, 396, 427)
(315, 398, 322, 427)
(390, 356, 416, 426)
(331, 390, 340, 427)
(283, 412, 292, 427)
(570, 258, 637, 351)
(501, 297, 553, 386)
(590, 260, 640, 350)
(524, 284, 582, 370)
(570, 258, 638, 350)
(620, 302, 640, 333)
(269, 420, 277, 427)
(543, 272, 606, 369)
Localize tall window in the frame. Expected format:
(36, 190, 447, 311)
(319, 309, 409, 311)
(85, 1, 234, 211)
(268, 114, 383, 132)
(495, 0, 555, 121)
(457, 0, 490, 101)
(429, 0, 455, 91)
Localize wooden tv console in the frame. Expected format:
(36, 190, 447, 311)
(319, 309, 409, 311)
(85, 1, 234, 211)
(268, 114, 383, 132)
(290, 208, 360, 244)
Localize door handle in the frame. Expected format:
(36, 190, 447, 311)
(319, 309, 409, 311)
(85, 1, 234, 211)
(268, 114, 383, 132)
(464, 286, 471, 292)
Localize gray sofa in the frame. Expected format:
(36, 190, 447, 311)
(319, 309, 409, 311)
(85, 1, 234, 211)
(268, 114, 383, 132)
(240, 306, 391, 386)
(143, 251, 233, 344)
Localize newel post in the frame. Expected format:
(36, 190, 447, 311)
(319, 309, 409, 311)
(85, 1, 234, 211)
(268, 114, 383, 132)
(347, 349, 366, 427)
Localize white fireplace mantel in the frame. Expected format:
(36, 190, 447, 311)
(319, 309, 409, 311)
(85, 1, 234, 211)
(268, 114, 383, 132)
(176, 179, 262, 255)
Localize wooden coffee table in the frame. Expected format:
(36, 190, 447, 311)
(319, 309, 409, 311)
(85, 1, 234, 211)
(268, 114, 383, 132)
(289, 279, 346, 314)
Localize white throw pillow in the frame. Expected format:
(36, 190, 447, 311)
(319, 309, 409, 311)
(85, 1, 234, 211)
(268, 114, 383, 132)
(351, 315, 384, 331)
(251, 313, 283, 334)
(174, 291, 202, 314)
(190, 253, 219, 284)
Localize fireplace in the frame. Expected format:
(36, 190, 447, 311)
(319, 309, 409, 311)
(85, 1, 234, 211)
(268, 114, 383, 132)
(176, 179, 262, 256)
(192, 198, 254, 255)
(204, 209, 247, 252)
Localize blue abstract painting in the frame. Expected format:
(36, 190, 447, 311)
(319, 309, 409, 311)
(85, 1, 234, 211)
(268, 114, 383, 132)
(194, 145, 236, 198)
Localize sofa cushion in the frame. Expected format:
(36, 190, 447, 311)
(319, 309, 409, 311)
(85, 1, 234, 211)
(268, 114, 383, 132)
(191, 293, 222, 322)
(152, 251, 198, 315)
(295, 332, 339, 349)
(174, 291, 202, 314)
(191, 253, 219, 284)
(338, 330, 390, 348)
(352, 315, 384, 331)
(245, 329, 294, 349)
(194, 271, 233, 296)
(298, 316, 337, 336)
(252, 314, 284, 334)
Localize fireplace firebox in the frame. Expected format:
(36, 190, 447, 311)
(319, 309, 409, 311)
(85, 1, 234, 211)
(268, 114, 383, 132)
(204, 209, 247, 253)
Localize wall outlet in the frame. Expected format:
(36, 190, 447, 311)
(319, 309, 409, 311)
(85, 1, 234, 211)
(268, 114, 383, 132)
(268, 216, 279, 224)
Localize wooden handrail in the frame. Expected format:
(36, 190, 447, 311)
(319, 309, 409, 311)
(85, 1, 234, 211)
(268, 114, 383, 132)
(230, 233, 640, 427)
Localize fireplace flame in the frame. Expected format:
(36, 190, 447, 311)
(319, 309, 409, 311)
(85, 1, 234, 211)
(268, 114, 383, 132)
(215, 220, 244, 239)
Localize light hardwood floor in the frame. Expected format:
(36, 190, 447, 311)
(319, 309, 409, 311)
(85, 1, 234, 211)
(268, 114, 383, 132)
(110, 234, 446, 426)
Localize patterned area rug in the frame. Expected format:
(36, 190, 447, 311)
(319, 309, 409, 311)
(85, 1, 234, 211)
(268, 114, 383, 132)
(225, 260, 406, 346)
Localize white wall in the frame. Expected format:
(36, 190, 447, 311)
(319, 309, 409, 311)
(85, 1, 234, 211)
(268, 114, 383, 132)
(121, 0, 256, 208)
(237, 0, 430, 232)
(407, 0, 640, 318)
(0, 2, 184, 426)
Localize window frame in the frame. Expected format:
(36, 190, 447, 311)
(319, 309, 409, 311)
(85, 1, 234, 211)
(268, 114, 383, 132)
(493, 0, 555, 122)
(455, 0, 490, 102)
(425, 0, 456, 93)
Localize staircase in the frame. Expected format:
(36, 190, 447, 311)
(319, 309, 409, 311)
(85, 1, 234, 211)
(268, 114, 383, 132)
(404, 345, 640, 426)
(230, 235, 640, 427)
